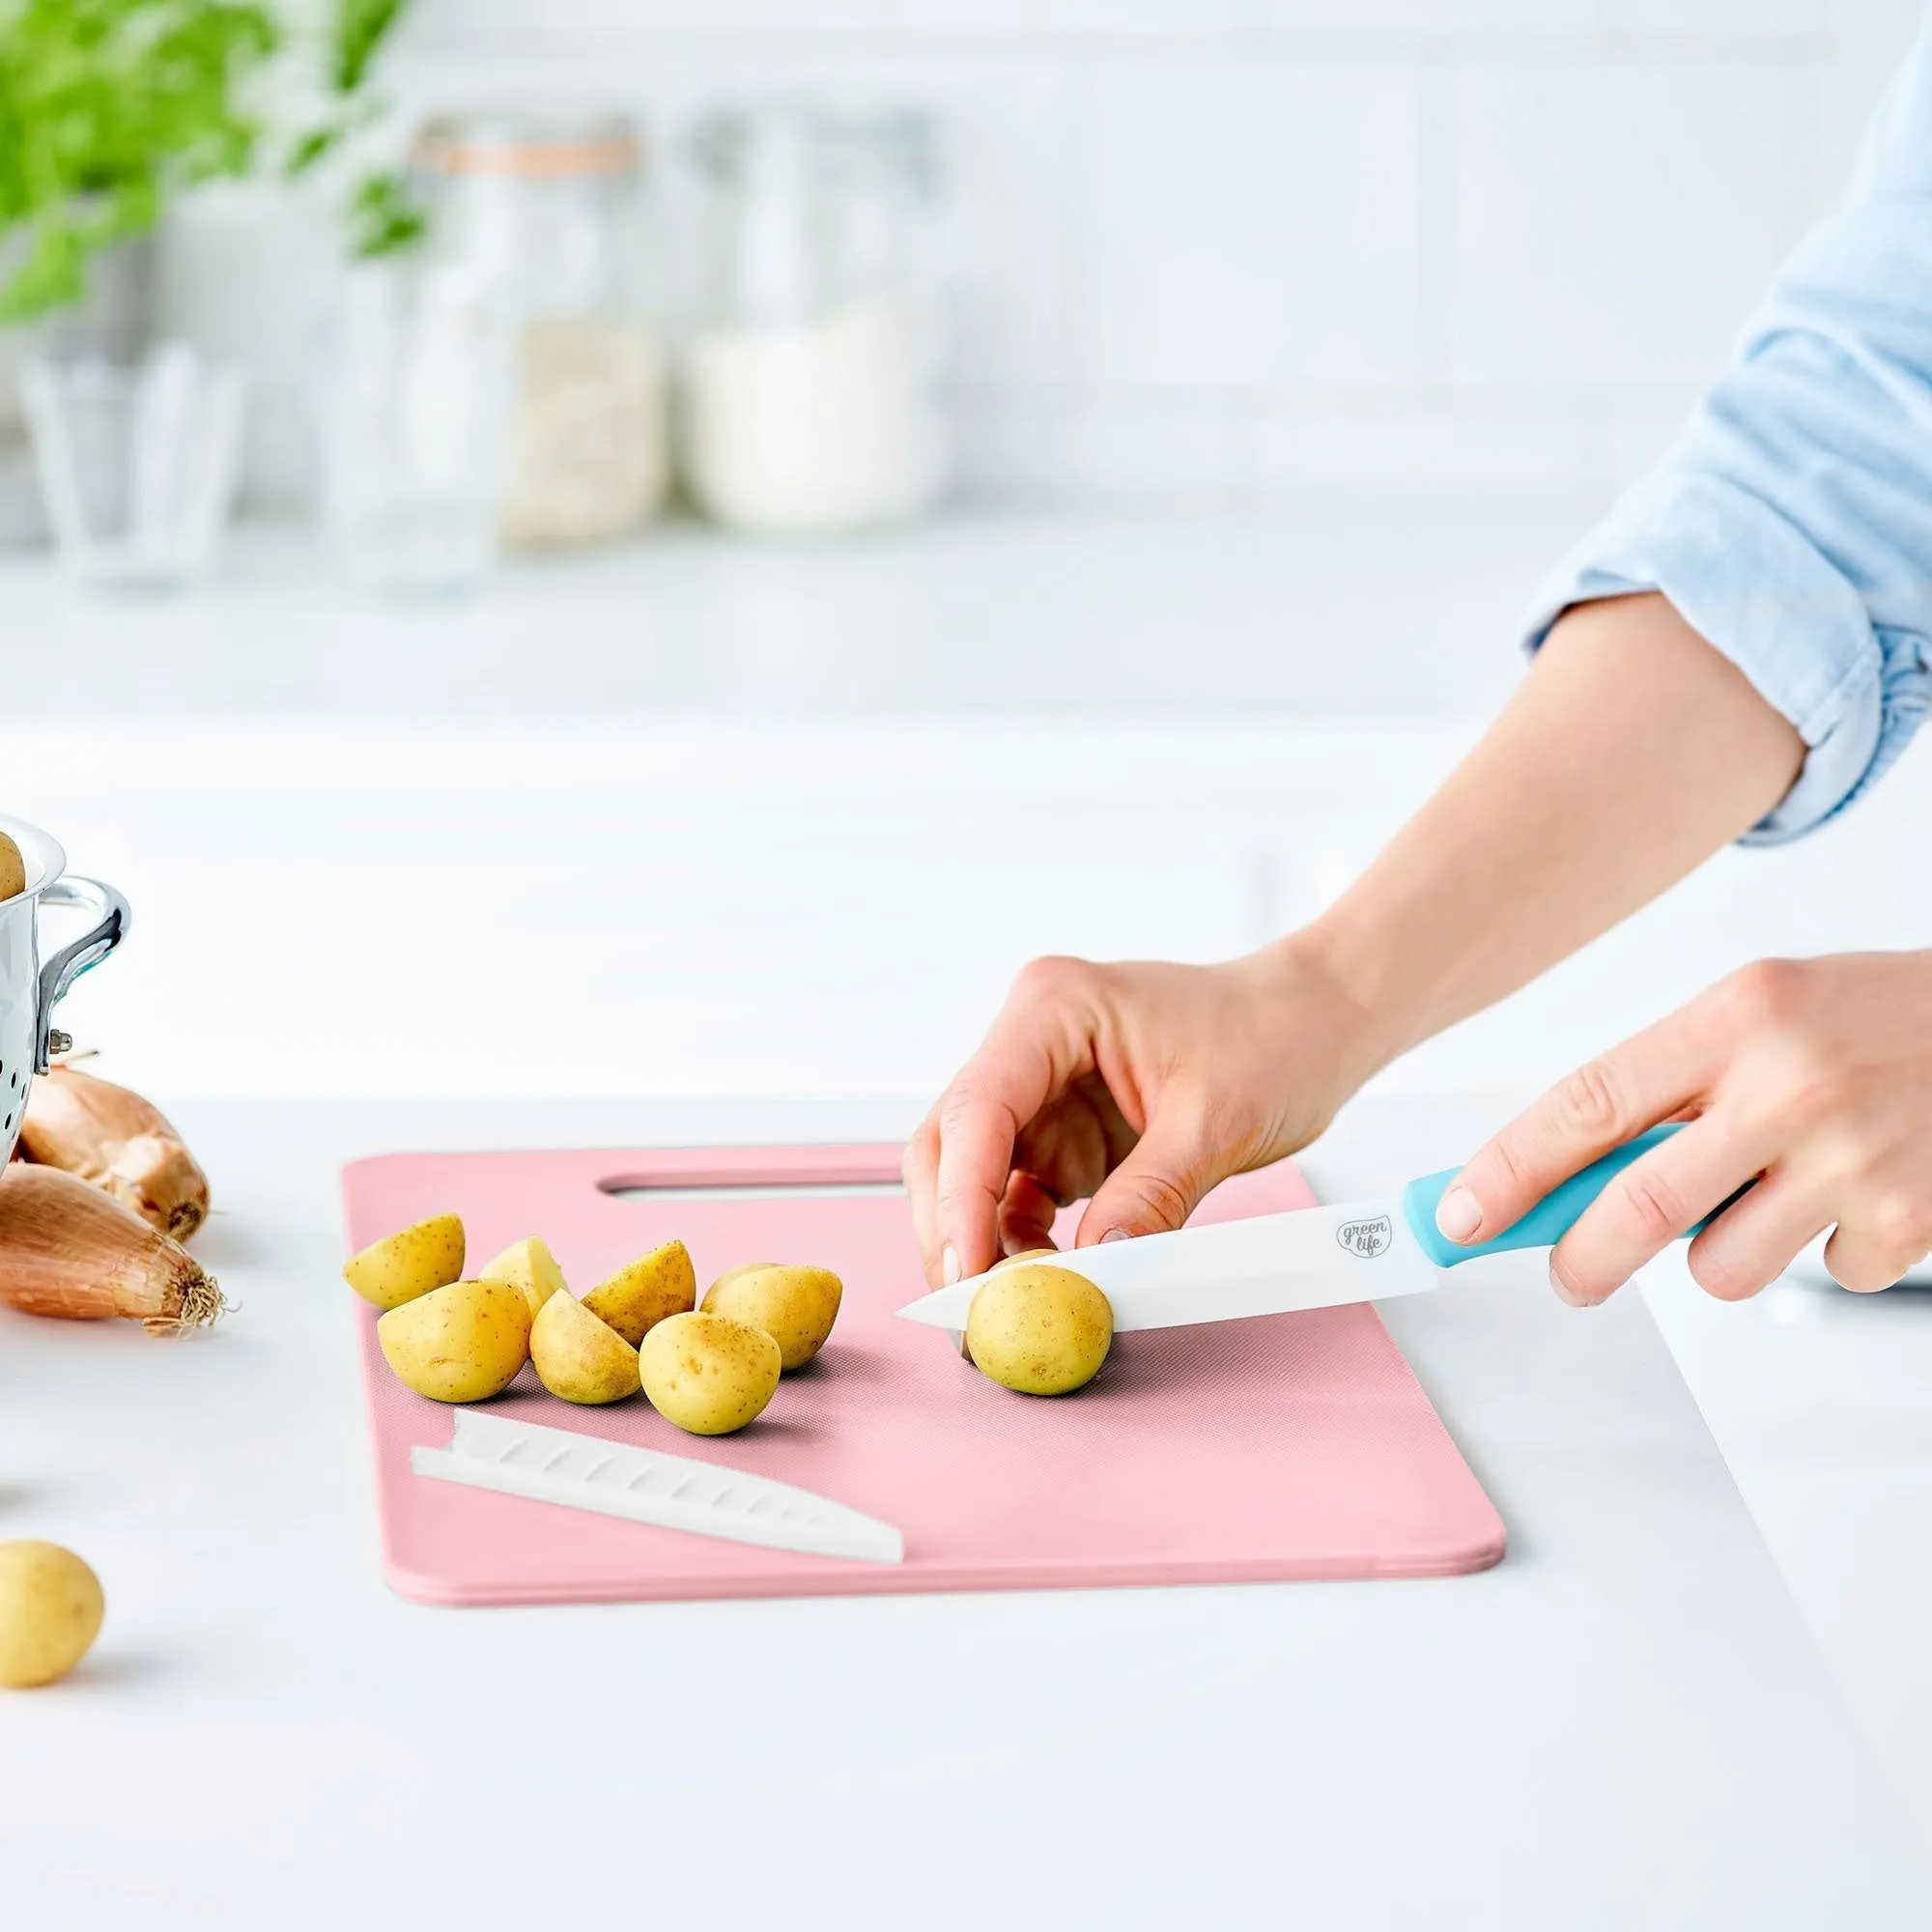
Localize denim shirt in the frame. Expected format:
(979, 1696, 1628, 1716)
(1522, 14, 1932, 844)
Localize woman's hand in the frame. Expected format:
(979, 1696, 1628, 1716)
(1436, 952, 1932, 1303)
(902, 934, 1390, 1288)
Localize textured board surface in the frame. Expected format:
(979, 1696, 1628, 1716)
(344, 1145, 1505, 1606)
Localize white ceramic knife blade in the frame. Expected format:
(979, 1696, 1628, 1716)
(897, 1195, 1444, 1334)
(412, 1409, 904, 1564)
(899, 1124, 1755, 1338)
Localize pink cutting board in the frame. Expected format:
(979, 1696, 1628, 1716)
(343, 1145, 1505, 1606)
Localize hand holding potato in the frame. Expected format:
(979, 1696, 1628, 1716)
(903, 945, 1378, 1288)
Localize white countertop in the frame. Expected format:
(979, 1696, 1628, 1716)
(3, 1094, 1923, 1931)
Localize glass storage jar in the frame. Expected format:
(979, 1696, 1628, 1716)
(412, 112, 669, 550)
(328, 250, 510, 593)
(681, 105, 948, 536)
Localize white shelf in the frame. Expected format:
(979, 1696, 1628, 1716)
(1, 502, 1590, 716)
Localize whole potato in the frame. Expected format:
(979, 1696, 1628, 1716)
(583, 1238, 696, 1347)
(639, 1311, 781, 1435)
(378, 1278, 531, 1403)
(0, 833, 25, 904)
(700, 1263, 842, 1372)
(953, 1250, 1058, 1363)
(0, 1541, 103, 1688)
(966, 1263, 1113, 1396)
(530, 1291, 640, 1405)
(344, 1212, 466, 1311)
(479, 1236, 568, 1321)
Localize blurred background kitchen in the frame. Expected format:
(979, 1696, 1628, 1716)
(3, 0, 1930, 1847)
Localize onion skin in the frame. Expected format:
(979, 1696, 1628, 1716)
(17, 1069, 210, 1242)
(0, 1166, 223, 1335)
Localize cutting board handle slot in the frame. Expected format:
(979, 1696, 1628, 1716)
(598, 1173, 905, 1203)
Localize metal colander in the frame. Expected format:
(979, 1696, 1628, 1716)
(0, 814, 129, 1161)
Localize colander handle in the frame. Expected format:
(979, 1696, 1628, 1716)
(35, 876, 131, 1072)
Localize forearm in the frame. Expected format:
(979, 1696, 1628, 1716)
(1293, 592, 1804, 1072)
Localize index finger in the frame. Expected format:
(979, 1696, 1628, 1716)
(929, 988, 1093, 1285)
(1436, 1002, 1722, 1248)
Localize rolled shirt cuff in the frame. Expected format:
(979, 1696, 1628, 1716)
(1520, 471, 1885, 844)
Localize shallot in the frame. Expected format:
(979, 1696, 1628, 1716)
(0, 1165, 223, 1334)
(19, 1067, 209, 1241)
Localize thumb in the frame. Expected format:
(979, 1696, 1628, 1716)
(1076, 1111, 1232, 1245)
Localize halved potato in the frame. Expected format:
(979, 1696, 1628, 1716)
(700, 1263, 842, 1372)
(479, 1236, 568, 1321)
(583, 1238, 696, 1347)
(378, 1277, 531, 1403)
(639, 1311, 780, 1435)
(530, 1291, 640, 1405)
(344, 1212, 466, 1311)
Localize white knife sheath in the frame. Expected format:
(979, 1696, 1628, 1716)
(412, 1409, 904, 1565)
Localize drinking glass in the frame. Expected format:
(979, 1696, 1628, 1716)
(22, 345, 243, 587)
(327, 259, 513, 594)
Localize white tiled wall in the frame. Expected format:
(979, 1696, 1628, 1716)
(394, 0, 1924, 510)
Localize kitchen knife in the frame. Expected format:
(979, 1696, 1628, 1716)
(899, 1123, 1725, 1334)
(412, 1409, 904, 1564)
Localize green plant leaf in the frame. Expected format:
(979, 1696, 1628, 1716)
(285, 123, 342, 178)
(0, 221, 83, 324)
(0, 0, 282, 320)
(333, 0, 405, 96)
(348, 167, 425, 259)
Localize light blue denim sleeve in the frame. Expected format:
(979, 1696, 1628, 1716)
(1520, 11, 1932, 844)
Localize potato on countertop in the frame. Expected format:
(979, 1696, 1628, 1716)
(0, 1541, 102, 1688)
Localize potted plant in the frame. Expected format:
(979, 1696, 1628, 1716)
(0, 0, 275, 538)
(0, 0, 418, 542)
(0, 0, 282, 327)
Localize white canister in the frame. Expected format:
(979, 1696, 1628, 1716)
(0, 816, 130, 1161)
(681, 105, 949, 536)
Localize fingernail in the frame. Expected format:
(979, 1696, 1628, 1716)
(942, 1244, 961, 1286)
(1099, 1228, 1132, 1243)
(1548, 1257, 1592, 1308)
(1435, 1185, 1482, 1243)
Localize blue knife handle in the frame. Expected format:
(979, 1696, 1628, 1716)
(1402, 1123, 1738, 1268)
